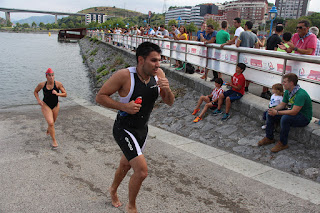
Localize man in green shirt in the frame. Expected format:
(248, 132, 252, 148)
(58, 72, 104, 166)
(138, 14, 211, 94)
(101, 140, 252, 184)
(216, 21, 230, 45)
(258, 73, 312, 152)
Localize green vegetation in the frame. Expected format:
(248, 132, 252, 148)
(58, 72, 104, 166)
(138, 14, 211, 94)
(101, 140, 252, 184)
(90, 58, 94, 63)
(114, 56, 124, 65)
(82, 55, 87, 63)
(124, 63, 130, 68)
(90, 47, 99, 56)
(100, 70, 110, 76)
(97, 64, 107, 73)
(111, 68, 116, 72)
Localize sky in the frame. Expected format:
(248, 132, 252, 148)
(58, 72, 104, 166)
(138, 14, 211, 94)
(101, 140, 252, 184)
(1, 0, 320, 21)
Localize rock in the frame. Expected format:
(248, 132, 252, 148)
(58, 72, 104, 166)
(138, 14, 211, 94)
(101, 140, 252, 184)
(270, 155, 295, 171)
(304, 168, 319, 179)
(238, 135, 261, 147)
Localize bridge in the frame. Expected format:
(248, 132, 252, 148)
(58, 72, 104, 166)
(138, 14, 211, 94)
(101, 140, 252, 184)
(0, 7, 86, 24)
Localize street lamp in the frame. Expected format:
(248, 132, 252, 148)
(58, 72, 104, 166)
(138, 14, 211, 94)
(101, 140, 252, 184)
(269, 6, 278, 37)
(177, 16, 182, 28)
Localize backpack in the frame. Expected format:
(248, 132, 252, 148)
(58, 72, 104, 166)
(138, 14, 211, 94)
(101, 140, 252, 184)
(185, 63, 195, 74)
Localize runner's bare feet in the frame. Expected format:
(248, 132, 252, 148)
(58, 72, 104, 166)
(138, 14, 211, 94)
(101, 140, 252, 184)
(126, 204, 138, 213)
(51, 140, 58, 148)
(109, 187, 122, 208)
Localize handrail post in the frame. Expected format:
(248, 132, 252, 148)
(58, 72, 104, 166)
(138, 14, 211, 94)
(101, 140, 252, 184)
(205, 45, 209, 81)
(184, 43, 188, 73)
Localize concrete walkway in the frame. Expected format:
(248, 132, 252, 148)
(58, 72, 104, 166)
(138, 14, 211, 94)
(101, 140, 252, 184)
(1, 99, 320, 212)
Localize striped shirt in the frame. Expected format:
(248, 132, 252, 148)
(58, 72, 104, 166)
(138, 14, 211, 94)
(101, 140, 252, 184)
(211, 88, 224, 101)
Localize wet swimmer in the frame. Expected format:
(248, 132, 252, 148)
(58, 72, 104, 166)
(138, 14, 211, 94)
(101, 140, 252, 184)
(34, 68, 67, 149)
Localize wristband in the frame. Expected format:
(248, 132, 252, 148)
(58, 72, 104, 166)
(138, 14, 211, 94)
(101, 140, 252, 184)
(293, 47, 298, 51)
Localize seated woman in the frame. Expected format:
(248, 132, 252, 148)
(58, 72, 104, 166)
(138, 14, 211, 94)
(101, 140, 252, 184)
(192, 78, 224, 122)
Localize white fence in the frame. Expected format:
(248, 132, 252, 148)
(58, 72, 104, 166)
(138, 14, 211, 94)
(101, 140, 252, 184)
(93, 32, 320, 103)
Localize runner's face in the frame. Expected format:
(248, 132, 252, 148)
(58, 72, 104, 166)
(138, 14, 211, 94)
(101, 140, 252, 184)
(141, 51, 161, 76)
(46, 73, 54, 82)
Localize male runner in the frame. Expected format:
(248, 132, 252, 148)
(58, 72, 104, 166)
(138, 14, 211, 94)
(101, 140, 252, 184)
(96, 42, 174, 213)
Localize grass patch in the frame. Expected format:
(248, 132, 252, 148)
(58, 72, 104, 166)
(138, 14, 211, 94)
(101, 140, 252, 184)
(114, 56, 124, 65)
(111, 68, 116, 72)
(90, 47, 99, 56)
(97, 64, 106, 73)
(100, 70, 110, 76)
(90, 58, 94, 63)
(82, 55, 87, 63)
(124, 63, 130, 68)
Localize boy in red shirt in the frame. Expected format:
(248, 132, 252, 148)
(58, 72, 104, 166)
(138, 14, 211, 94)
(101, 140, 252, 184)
(212, 63, 246, 120)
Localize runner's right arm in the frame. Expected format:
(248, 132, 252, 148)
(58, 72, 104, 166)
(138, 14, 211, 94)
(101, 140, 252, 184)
(34, 82, 45, 106)
(96, 69, 141, 114)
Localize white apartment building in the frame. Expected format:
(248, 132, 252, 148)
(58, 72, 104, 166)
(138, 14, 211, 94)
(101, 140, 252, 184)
(276, 0, 310, 19)
(85, 13, 108, 25)
(165, 7, 192, 26)
(190, 6, 204, 26)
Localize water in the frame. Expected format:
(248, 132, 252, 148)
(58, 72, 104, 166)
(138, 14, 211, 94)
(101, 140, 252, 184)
(0, 32, 93, 109)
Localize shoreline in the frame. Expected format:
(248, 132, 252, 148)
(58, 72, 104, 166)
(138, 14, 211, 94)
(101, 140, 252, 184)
(0, 29, 59, 34)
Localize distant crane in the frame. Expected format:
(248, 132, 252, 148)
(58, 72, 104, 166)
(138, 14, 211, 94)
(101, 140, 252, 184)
(162, 0, 167, 13)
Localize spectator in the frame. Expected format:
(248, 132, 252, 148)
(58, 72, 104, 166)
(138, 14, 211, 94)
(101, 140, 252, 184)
(214, 21, 231, 80)
(192, 78, 224, 122)
(258, 73, 312, 153)
(236, 21, 259, 48)
(173, 26, 188, 71)
(146, 25, 155, 36)
(159, 25, 169, 38)
(278, 20, 317, 55)
(277, 32, 294, 53)
(170, 25, 180, 38)
(196, 22, 207, 41)
(236, 21, 259, 92)
(309, 26, 320, 56)
(195, 22, 207, 74)
(200, 24, 217, 79)
(155, 26, 162, 36)
(212, 63, 246, 121)
(261, 83, 284, 129)
(220, 17, 244, 48)
(266, 24, 284, 50)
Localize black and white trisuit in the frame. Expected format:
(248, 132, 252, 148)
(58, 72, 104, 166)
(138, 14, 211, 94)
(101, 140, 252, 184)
(113, 67, 160, 161)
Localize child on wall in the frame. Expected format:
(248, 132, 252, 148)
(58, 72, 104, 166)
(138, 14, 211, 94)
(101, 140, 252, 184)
(192, 78, 224, 122)
(212, 63, 246, 121)
(261, 83, 284, 129)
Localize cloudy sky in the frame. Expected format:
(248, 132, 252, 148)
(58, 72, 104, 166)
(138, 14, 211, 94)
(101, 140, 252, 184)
(1, 0, 319, 20)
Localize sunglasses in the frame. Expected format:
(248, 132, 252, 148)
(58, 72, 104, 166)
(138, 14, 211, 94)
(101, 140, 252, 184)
(296, 26, 306, 30)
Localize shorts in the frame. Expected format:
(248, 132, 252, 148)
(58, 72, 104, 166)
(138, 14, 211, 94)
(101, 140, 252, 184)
(113, 118, 148, 161)
(223, 90, 243, 102)
(209, 99, 218, 109)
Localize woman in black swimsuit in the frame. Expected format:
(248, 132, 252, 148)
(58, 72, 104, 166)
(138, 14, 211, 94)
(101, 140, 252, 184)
(34, 68, 67, 149)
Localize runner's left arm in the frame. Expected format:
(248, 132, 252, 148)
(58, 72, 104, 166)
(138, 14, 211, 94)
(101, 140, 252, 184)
(156, 69, 174, 106)
(53, 82, 67, 97)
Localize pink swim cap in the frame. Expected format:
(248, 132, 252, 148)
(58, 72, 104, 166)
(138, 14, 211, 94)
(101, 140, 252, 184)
(46, 68, 54, 74)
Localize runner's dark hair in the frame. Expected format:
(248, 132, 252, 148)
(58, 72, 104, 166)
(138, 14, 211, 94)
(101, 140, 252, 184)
(136, 42, 162, 63)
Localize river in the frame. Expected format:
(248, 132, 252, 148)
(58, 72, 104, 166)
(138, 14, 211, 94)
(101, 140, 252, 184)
(0, 32, 93, 109)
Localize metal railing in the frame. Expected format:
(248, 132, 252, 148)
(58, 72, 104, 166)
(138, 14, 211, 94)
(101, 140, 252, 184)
(89, 31, 320, 103)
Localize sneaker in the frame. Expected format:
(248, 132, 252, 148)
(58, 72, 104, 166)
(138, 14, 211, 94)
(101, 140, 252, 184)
(258, 137, 275, 146)
(200, 69, 205, 74)
(193, 116, 202, 123)
(192, 109, 200, 115)
(175, 67, 183, 71)
(221, 113, 230, 121)
(271, 141, 289, 153)
(261, 125, 267, 129)
(260, 92, 268, 99)
(212, 109, 222, 115)
(200, 75, 206, 79)
(210, 78, 215, 82)
(266, 91, 272, 99)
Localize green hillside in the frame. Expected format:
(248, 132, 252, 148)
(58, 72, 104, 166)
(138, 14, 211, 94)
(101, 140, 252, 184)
(79, 7, 144, 18)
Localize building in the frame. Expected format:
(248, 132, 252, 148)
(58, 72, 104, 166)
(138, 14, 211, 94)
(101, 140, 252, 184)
(85, 13, 108, 25)
(276, 0, 310, 19)
(165, 4, 218, 27)
(224, 0, 268, 24)
(165, 7, 192, 26)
